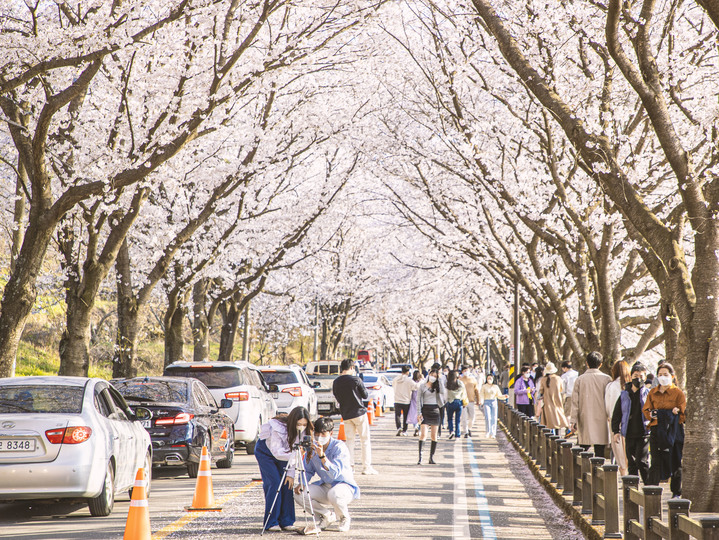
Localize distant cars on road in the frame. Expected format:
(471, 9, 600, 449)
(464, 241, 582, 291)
(260, 365, 318, 419)
(0, 376, 152, 517)
(113, 377, 234, 478)
(361, 373, 394, 410)
(310, 375, 342, 416)
(163, 361, 277, 454)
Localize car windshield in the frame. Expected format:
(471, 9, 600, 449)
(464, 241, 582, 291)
(261, 371, 298, 385)
(164, 367, 242, 389)
(0, 385, 84, 414)
(114, 380, 188, 403)
(362, 376, 379, 384)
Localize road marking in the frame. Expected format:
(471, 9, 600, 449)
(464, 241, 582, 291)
(453, 438, 471, 539)
(151, 479, 261, 540)
(466, 438, 497, 540)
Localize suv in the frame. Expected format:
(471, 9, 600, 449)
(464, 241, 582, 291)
(305, 361, 343, 376)
(260, 365, 318, 419)
(163, 361, 277, 454)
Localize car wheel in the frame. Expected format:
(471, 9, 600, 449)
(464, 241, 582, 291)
(88, 462, 115, 517)
(188, 433, 210, 478)
(129, 451, 152, 499)
(217, 429, 234, 469)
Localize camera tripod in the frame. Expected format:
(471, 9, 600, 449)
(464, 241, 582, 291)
(262, 444, 319, 536)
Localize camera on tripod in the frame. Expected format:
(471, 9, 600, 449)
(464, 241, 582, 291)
(293, 434, 313, 450)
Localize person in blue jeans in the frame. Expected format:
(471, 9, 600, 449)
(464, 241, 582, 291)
(445, 370, 467, 440)
(255, 406, 313, 532)
(479, 373, 507, 438)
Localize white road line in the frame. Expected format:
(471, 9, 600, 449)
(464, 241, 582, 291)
(466, 438, 498, 540)
(453, 437, 471, 539)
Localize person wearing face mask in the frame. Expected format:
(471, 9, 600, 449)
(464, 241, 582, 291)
(514, 366, 536, 418)
(417, 368, 446, 464)
(611, 363, 650, 483)
(295, 417, 359, 534)
(604, 360, 632, 477)
(479, 372, 507, 438)
(642, 362, 686, 498)
(255, 406, 313, 532)
(571, 351, 612, 458)
(459, 366, 480, 438)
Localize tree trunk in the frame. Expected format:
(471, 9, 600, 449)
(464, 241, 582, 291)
(58, 288, 93, 376)
(114, 238, 139, 379)
(10, 157, 27, 275)
(218, 295, 242, 362)
(192, 278, 210, 362)
(163, 288, 187, 367)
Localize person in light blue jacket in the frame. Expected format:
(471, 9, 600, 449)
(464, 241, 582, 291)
(295, 417, 359, 534)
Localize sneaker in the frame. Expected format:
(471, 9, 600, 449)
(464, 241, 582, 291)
(413, 428, 419, 437)
(317, 513, 337, 530)
(265, 525, 281, 532)
(396, 428, 403, 436)
(362, 467, 378, 475)
(337, 517, 351, 532)
(449, 433, 455, 440)
(302, 525, 321, 535)
(463, 433, 469, 438)
(468, 429, 472, 437)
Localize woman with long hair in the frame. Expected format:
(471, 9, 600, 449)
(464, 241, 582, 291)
(539, 362, 570, 436)
(479, 372, 507, 438)
(445, 370, 467, 440)
(643, 362, 686, 498)
(605, 361, 631, 476)
(255, 406, 313, 532)
(407, 370, 423, 436)
(533, 365, 545, 419)
(417, 368, 445, 464)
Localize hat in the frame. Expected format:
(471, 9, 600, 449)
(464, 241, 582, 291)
(630, 362, 647, 374)
(544, 362, 557, 375)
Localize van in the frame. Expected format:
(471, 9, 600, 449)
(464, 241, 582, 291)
(305, 361, 343, 376)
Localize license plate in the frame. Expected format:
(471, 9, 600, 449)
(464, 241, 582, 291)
(318, 404, 330, 411)
(0, 439, 36, 451)
(141, 420, 152, 428)
(271, 393, 278, 399)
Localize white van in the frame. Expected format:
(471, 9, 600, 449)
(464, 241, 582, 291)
(305, 361, 343, 376)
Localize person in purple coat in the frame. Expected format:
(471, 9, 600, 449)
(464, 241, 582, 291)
(514, 366, 536, 417)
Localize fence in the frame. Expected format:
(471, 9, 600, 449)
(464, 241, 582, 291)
(498, 400, 719, 539)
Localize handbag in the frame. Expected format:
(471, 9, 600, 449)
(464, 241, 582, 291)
(462, 398, 468, 407)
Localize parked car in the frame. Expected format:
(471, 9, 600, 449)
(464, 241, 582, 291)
(361, 373, 394, 410)
(305, 361, 343, 376)
(0, 376, 152, 517)
(163, 361, 277, 454)
(113, 377, 234, 478)
(309, 375, 342, 416)
(260, 365, 318, 419)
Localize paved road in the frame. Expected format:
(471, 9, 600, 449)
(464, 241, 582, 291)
(1, 412, 586, 539)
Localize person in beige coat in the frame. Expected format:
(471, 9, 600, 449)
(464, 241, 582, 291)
(571, 351, 612, 457)
(539, 362, 569, 433)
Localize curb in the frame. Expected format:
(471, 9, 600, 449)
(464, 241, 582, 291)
(499, 421, 603, 540)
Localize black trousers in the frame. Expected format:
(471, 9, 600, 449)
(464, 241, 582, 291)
(580, 444, 607, 458)
(438, 405, 446, 435)
(516, 403, 534, 417)
(625, 435, 650, 484)
(395, 403, 410, 431)
(647, 427, 683, 496)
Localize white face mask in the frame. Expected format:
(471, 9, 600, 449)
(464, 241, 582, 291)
(297, 425, 306, 433)
(316, 434, 331, 446)
(428, 376, 437, 383)
(657, 375, 672, 387)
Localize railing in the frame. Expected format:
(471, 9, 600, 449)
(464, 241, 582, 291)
(498, 400, 719, 539)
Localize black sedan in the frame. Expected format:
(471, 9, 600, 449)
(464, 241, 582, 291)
(113, 377, 235, 478)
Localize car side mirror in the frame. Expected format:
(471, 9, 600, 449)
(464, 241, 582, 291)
(268, 384, 279, 393)
(133, 406, 152, 421)
(219, 399, 233, 409)
(312, 381, 321, 388)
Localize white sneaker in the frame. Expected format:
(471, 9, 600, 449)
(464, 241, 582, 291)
(362, 466, 378, 475)
(330, 517, 350, 532)
(317, 513, 337, 530)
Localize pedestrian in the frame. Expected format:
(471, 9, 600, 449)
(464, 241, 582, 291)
(435, 363, 449, 436)
(530, 361, 539, 382)
(445, 370, 467, 440)
(459, 365, 480, 438)
(407, 370, 423, 436)
(392, 366, 419, 436)
(560, 360, 578, 421)
(611, 362, 650, 483)
(417, 368, 445, 464)
(571, 351, 612, 457)
(533, 365, 545, 419)
(645, 373, 655, 389)
(650, 359, 666, 388)
(643, 362, 685, 498)
(255, 406, 313, 532)
(499, 366, 510, 395)
(539, 362, 569, 435)
(332, 359, 377, 475)
(514, 366, 536, 418)
(294, 417, 359, 534)
(479, 372, 507, 438)
(605, 360, 631, 476)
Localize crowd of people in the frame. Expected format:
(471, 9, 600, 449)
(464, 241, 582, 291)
(511, 352, 686, 499)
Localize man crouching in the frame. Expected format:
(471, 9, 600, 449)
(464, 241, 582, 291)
(294, 417, 360, 534)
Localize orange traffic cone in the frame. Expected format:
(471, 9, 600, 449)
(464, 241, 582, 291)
(375, 398, 383, 417)
(337, 420, 346, 441)
(185, 446, 222, 511)
(367, 401, 374, 426)
(123, 468, 151, 540)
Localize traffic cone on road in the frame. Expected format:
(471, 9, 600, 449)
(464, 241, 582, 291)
(338, 420, 346, 441)
(123, 468, 150, 540)
(185, 446, 222, 511)
(367, 401, 374, 426)
(375, 399, 383, 417)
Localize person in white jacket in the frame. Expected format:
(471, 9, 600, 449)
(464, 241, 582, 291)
(605, 361, 631, 476)
(392, 366, 419, 436)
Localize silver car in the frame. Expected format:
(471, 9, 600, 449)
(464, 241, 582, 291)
(260, 365, 318, 419)
(0, 376, 152, 516)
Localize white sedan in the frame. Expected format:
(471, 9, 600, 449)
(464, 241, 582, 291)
(361, 373, 395, 410)
(0, 376, 152, 516)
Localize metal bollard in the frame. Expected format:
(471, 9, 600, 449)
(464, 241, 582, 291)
(667, 498, 690, 540)
(602, 464, 621, 538)
(581, 451, 594, 515)
(643, 485, 663, 540)
(590, 456, 605, 525)
(572, 447, 584, 505)
(622, 476, 641, 540)
(561, 442, 574, 496)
